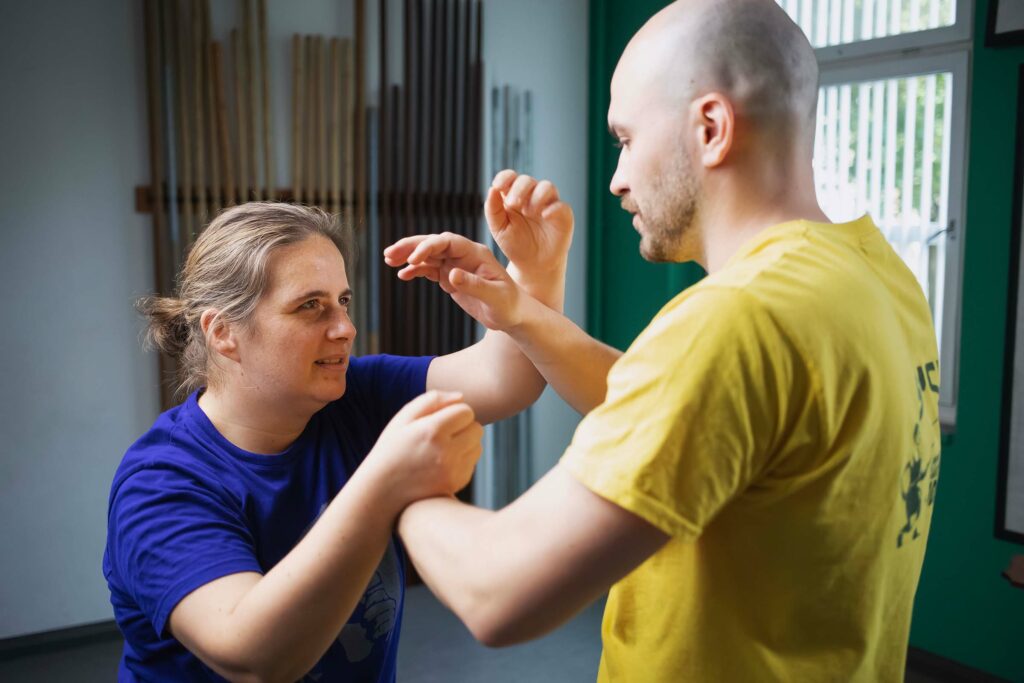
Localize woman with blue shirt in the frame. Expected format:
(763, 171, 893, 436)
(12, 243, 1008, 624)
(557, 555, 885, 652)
(103, 195, 567, 682)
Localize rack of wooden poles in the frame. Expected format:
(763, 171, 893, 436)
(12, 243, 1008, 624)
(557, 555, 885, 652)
(137, 0, 484, 408)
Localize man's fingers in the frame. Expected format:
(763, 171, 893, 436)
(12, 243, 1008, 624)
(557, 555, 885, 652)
(447, 267, 504, 304)
(540, 201, 573, 227)
(491, 169, 518, 193)
(484, 187, 509, 232)
(529, 180, 558, 212)
(505, 174, 538, 209)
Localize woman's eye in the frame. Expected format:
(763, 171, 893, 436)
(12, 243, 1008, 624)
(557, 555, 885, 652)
(300, 300, 321, 311)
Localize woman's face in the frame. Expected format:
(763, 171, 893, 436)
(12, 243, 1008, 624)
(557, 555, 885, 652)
(233, 235, 357, 413)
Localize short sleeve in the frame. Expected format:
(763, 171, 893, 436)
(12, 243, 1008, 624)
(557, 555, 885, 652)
(343, 354, 434, 433)
(107, 465, 262, 637)
(561, 287, 809, 539)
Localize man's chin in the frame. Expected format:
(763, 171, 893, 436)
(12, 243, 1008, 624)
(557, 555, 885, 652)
(639, 238, 674, 263)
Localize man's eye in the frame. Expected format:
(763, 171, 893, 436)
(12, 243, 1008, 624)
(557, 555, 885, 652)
(339, 295, 352, 307)
(300, 300, 321, 311)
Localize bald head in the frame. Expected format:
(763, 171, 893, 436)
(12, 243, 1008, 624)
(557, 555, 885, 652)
(615, 0, 819, 148)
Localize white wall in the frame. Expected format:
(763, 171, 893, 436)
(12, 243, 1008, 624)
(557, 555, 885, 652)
(0, 0, 157, 639)
(0, 0, 587, 639)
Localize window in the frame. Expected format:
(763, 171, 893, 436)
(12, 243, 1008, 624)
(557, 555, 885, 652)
(779, 0, 973, 426)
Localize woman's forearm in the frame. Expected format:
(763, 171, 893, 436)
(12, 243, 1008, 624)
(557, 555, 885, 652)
(172, 459, 403, 682)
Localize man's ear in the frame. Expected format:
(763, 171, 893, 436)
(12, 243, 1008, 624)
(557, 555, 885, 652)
(690, 92, 734, 169)
(200, 309, 241, 363)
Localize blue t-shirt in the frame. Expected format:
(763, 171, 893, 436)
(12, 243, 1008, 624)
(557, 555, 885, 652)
(103, 354, 433, 682)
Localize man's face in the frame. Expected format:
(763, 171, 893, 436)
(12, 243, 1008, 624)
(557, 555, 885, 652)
(607, 58, 701, 263)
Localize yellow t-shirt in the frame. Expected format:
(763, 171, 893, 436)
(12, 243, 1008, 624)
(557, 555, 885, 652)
(562, 215, 941, 682)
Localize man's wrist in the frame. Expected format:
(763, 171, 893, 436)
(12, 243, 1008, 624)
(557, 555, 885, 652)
(507, 262, 566, 312)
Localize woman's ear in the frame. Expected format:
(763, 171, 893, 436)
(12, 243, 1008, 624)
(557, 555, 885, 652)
(201, 309, 240, 363)
(690, 92, 734, 169)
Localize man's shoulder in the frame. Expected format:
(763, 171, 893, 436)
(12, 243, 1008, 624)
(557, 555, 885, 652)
(643, 282, 775, 344)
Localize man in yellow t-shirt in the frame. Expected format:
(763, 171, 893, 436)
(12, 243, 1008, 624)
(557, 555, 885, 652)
(385, 0, 942, 680)
(563, 213, 941, 680)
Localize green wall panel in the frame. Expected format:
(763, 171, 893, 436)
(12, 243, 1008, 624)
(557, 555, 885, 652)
(586, 0, 704, 351)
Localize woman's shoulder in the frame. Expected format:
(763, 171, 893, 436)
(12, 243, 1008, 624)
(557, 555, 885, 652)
(109, 395, 224, 502)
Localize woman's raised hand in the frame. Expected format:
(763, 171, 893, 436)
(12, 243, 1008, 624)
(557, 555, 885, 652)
(367, 390, 483, 505)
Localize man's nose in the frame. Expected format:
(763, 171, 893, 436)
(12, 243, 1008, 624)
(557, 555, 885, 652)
(609, 157, 627, 197)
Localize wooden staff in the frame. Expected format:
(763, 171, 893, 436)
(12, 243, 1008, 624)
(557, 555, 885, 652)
(354, 0, 366, 232)
(305, 35, 316, 204)
(354, 0, 370, 354)
(191, 0, 208, 226)
(414, 0, 428, 354)
(401, 0, 414, 356)
(366, 108, 379, 358)
(258, 0, 273, 200)
(379, 0, 392, 352)
(460, 0, 473, 237)
(329, 38, 342, 215)
(162, 0, 182, 273)
(243, 0, 259, 201)
(449, 0, 464, 352)
(317, 36, 328, 207)
(291, 34, 304, 203)
(389, 83, 402, 353)
(175, 0, 194, 248)
(202, 0, 220, 213)
(465, 0, 484, 347)
(211, 41, 236, 206)
(232, 29, 248, 203)
(145, 0, 175, 408)
(144, 0, 169, 293)
(426, 0, 443, 353)
(343, 39, 355, 235)
(439, 0, 453, 353)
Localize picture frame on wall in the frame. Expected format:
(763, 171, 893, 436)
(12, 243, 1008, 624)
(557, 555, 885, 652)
(987, 0, 1024, 47)
(997, 65, 1024, 545)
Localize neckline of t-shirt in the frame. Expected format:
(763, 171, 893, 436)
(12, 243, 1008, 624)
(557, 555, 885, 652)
(184, 390, 316, 467)
(724, 213, 876, 269)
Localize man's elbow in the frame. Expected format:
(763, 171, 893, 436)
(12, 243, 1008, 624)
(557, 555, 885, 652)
(462, 599, 546, 648)
(466, 614, 522, 648)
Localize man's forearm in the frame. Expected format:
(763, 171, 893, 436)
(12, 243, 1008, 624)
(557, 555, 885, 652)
(505, 294, 622, 415)
(398, 467, 667, 647)
(398, 496, 588, 647)
(507, 262, 565, 314)
(428, 262, 563, 425)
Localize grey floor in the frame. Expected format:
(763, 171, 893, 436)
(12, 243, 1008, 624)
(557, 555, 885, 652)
(0, 586, 948, 682)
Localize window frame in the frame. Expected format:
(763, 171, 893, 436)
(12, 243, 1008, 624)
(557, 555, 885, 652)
(804, 2, 974, 428)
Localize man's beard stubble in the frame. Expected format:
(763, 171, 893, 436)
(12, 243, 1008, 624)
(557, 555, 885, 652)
(622, 155, 700, 263)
